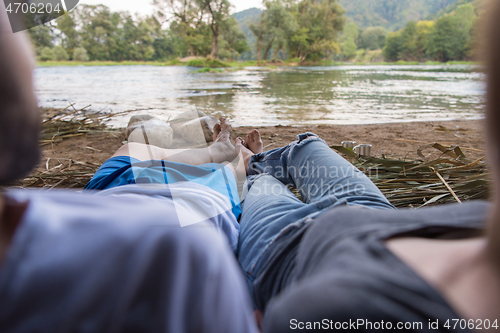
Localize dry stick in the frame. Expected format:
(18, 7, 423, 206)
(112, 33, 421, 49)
(430, 166, 462, 204)
(438, 157, 485, 172)
(395, 139, 484, 153)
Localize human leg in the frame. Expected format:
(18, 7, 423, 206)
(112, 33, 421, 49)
(247, 133, 394, 210)
(237, 173, 323, 293)
(112, 118, 237, 166)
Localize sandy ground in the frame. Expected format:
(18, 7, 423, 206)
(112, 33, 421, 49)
(37, 119, 487, 176)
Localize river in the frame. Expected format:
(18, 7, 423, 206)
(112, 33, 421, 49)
(34, 64, 485, 127)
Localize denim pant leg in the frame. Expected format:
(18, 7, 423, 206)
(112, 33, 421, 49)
(237, 173, 329, 296)
(238, 133, 396, 298)
(248, 132, 395, 210)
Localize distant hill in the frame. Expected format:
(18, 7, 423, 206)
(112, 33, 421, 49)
(339, 0, 464, 30)
(426, 0, 477, 20)
(232, 8, 262, 60)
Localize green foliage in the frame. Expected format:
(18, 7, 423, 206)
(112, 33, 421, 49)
(339, 0, 464, 30)
(360, 27, 387, 50)
(206, 58, 229, 68)
(382, 3, 478, 62)
(383, 31, 403, 61)
(73, 47, 89, 62)
(187, 59, 207, 67)
(343, 22, 359, 40)
(29, 25, 54, 53)
(193, 67, 223, 73)
(287, 0, 346, 61)
(232, 8, 262, 60)
(39, 47, 56, 61)
(53, 46, 69, 61)
(187, 58, 229, 67)
(27, 2, 247, 62)
(342, 37, 357, 59)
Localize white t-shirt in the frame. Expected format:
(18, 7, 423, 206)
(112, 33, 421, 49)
(0, 186, 257, 333)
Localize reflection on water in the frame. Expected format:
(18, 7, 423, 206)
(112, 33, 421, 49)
(34, 64, 485, 127)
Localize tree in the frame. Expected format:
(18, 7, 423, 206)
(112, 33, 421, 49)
(53, 46, 69, 61)
(73, 47, 89, 61)
(426, 15, 463, 61)
(383, 31, 403, 61)
(360, 26, 386, 50)
(343, 22, 359, 40)
(56, 13, 78, 56)
(288, 0, 346, 61)
(260, 0, 297, 60)
(154, 0, 207, 57)
(196, 0, 231, 58)
(249, 20, 266, 61)
(39, 47, 56, 61)
(218, 17, 248, 60)
(29, 25, 54, 55)
(342, 37, 357, 59)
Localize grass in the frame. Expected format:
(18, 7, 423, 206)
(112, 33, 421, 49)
(192, 67, 224, 73)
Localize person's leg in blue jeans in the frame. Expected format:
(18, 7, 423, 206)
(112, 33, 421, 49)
(236, 132, 395, 296)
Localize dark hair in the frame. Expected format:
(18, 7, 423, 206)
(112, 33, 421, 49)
(0, 29, 41, 185)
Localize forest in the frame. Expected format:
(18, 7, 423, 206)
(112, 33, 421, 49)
(29, 0, 482, 64)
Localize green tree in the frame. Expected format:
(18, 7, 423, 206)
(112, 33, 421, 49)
(342, 37, 357, 59)
(249, 20, 267, 61)
(196, 0, 232, 58)
(360, 26, 386, 50)
(259, 0, 297, 61)
(383, 31, 403, 61)
(56, 13, 78, 56)
(73, 47, 89, 61)
(29, 25, 54, 55)
(53, 46, 69, 61)
(426, 15, 462, 61)
(343, 22, 359, 40)
(289, 0, 346, 61)
(39, 47, 56, 61)
(218, 17, 249, 60)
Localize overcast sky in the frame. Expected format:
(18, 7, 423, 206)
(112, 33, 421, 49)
(79, 0, 263, 16)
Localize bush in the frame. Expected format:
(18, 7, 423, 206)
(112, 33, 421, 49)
(53, 46, 69, 61)
(73, 47, 89, 62)
(206, 58, 228, 68)
(187, 59, 206, 67)
(39, 47, 56, 61)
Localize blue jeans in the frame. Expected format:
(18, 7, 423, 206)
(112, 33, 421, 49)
(236, 133, 395, 296)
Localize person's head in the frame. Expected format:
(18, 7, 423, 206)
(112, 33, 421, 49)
(0, 7, 40, 186)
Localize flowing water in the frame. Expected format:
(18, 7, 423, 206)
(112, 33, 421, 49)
(34, 64, 485, 127)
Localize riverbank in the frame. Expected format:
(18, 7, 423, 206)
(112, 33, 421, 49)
(36, 59, 480, 68)
(30, 117, 486, 185)
(25, 113, 487, 207)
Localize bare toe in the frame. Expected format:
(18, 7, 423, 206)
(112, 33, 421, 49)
(213, 123, 221, 142)
(247, 129, 263, 154)
(215, 117, 232, 142)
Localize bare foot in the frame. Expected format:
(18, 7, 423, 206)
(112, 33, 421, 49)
(246, 129, 263, 154)
(235, 137, 255, 178)
(212, 123, 221, 142)
(214, 117, 231, 143)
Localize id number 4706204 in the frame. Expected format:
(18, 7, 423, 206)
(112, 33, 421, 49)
(445, 319, 498, 330)
(5, 2, 62, 14)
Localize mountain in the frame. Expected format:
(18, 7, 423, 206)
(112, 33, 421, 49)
(339, 0, 464, 30)
(232, 8, 262, 60)
(426, 0, 477, 20)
